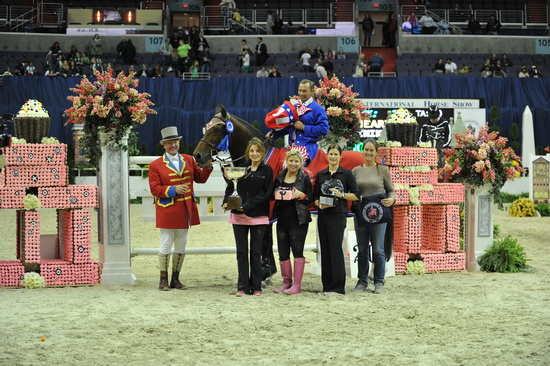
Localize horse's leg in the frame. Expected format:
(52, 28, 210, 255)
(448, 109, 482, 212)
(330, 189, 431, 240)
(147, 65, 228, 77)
(261, 223, 277, 287)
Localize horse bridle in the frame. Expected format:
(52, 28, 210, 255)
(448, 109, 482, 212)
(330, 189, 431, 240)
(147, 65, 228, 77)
(200, 112, 273, 165)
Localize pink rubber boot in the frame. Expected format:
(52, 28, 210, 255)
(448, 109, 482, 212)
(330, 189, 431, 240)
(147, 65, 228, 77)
(273, 260, 292, 293)
(284, 258, 305, 295)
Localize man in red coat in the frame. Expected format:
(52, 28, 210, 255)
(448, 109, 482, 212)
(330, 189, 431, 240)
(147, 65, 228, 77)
(149, 126, 213, 290)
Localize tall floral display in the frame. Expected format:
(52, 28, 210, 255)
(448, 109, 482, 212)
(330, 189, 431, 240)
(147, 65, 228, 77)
(64, 69, 156, 165)
(439, 126, 524, 198)
(314, 76, 367, 149)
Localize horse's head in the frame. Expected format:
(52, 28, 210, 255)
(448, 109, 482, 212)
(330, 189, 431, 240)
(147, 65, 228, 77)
(193, 105, 231, 165)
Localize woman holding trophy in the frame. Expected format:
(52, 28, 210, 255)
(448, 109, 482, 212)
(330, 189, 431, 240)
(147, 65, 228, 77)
(223, 137, 274, 296)
(313, 144, 360, 295)
(272, 149, 313, 295)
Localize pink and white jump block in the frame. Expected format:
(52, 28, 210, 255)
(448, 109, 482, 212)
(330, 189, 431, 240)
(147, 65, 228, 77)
(378, 147, 466, 273)
(0, 143, 101, 287)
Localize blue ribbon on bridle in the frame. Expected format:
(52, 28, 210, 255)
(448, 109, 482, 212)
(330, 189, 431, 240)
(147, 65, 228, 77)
(216, 120, 234, 151)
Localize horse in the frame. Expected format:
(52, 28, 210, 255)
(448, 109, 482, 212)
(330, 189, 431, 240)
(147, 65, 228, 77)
(193, 104, 366, 284)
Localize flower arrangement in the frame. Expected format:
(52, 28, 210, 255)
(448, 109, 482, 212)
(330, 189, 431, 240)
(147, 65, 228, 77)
(406, 260, 426, 274)
(509, 197, 537, 217)
(440, 126, 523, 198)
(41, 137, 60, 144)
(21, 272, 45, 289)
(314, 76, 367, 148)
(64, 68, 156, 165)
(23, 194, 41, 210)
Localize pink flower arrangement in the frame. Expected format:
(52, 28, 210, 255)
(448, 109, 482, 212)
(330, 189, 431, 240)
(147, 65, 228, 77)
(314, 76, 368, 148)
(439, 126, 523, 197)
(64, 68, 156, 164)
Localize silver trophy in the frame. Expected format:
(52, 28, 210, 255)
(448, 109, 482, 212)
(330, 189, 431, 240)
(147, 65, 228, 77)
(320, 179, 344, 207)
(223, 166, 250, 210)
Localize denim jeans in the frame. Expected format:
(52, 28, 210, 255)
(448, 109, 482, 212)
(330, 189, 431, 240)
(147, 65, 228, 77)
(354, 217, 387, 285)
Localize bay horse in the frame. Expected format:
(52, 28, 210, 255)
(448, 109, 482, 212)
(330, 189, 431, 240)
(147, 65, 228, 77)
(193, 104, 366, 283)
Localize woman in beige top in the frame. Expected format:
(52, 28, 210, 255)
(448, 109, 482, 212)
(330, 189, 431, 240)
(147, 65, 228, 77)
(351, 139, 395, 294)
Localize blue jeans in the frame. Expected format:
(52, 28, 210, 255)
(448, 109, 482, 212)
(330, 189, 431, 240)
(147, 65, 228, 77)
(354, 218, 387, 285)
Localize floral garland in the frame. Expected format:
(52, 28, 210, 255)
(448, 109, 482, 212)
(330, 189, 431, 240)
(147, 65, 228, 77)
(41, 137, 60, 144)
(23, 194, 41, 210)
(440, 127, 523, 199)
(406, 260, 426, 274)
(313, 76, 367, 148)
(64, 68, 157, 165)
(21, 272, 45, 289)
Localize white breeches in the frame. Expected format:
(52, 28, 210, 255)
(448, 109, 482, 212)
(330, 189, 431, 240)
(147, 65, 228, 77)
(159, 228, 188, 255)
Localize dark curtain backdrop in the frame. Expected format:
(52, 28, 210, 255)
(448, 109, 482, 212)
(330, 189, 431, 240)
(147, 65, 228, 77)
(1, 76, 548, 154)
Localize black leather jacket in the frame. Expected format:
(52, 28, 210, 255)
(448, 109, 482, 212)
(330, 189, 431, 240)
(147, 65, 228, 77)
(273, 168, 313, 226)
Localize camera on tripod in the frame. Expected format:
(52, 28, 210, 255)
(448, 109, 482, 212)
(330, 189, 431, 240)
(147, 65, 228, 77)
(0, 113, 13, 170)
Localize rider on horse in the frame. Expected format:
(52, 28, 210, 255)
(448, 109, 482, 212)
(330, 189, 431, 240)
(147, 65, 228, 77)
(265, 79, 329, 165)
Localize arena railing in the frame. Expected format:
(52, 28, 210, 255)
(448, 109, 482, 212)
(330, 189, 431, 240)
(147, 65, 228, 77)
(182, 72, 211, 81)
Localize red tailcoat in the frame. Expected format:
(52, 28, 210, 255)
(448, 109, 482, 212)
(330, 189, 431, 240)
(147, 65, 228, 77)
(149, 153, 212, 229)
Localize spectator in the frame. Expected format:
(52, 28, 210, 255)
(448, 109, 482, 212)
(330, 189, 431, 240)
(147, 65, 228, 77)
(90, 57, 103, 73)
(160, 37, 173, 72)
(406, 12, 419, 30)
(256, 66, 269, 78)
(297, 44, 309, 60)
(486, 15, 501, 35)
(67, 45, 79, 61)
(45, 66, 58, 77)
(69, 60, 82, 76)
(266, 10, 274, 35)
(444, 58, 458, 73)
(241, 49, 251, 73)
(15, 60, 27, 76)
(136, 64, 150, 77)
(283, 21, 292, 34)
(353, 54, 366, 77)
(190, 60, 200, 78)
(314, 57, 327, 78)
(419, 13, 436, 34)
(529, 65, 544, 78)
(269, 66, 281, 78)
(81, 52, 90, 66)
(232, 8, 245, 28)
(43, 54, 54, 74)
(481, 65, 493, 78)
(220, 0, 236, 10)
(198, 46, 212, 73)
(518, 65, 529, 78)
(489, 53, 499, 67)
(322, 60, 334, 78)
(312, 45, 325, 60)
(326, 50, 335, 60)
(300, 49, 312, 72)
(189, 25, 200, 46)
(122, 39, 136, 65)
(89, 34, 103, 58)
(467, 15, 481, 34)
(48, 41, 62, 60)
(2, 66, 12, 76)
(337, 49, 346, 60)
(192, 31, 209, 54)
(73, 53, 83, 68)
(368, 53, 385, 73)
(25, 61, 36, 76)
(493, 64, 506, 78)
(273, 13, 283, 34)
(177, 39, 192, 73)
(433, 58, 445, 73)
(54, 55, 64, 73)
(501, 53, 513, 72)
(60, 60, 71, 77)
(152, 64, 165, 78)
(127, 64, 136, 76)
(362, 14, 375, 47)
(387, 13, 397, 48)
(116, 37, 127, 59)
(254, 37, 269, 67)
(479, 59, 491, 72)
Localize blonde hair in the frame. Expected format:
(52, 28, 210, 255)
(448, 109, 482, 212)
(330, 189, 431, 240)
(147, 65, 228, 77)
(285, 149, 304, 164)
(299, 79, 315, 91)
(245, 137, 266, 162)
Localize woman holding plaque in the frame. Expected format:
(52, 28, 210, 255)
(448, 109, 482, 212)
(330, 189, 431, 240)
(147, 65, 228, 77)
(223, 137, 274, 296)
(313, 144, 360, 295)
(351, 139, 395, 294)
(272, 149, 313, 295)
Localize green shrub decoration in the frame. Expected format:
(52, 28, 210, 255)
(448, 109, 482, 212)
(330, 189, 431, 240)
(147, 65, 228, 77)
(493, 223, 501, 238)
(498, 192, 529, 203)
(535, 203, 550, 217)
(478, 235, 530, 273)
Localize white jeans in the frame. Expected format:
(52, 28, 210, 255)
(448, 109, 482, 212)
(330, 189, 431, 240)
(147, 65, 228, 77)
(159, 229, 188, 255)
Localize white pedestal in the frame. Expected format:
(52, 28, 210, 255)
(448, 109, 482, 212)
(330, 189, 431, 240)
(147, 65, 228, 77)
(465, 184, 494, 271)
(98, 131, 137, 285)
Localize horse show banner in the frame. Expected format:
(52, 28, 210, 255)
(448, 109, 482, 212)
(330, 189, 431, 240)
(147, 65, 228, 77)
(356, 98, 486, 145)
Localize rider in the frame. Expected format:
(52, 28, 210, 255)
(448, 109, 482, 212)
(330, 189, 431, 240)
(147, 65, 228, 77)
(266, 79, 329, 165)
